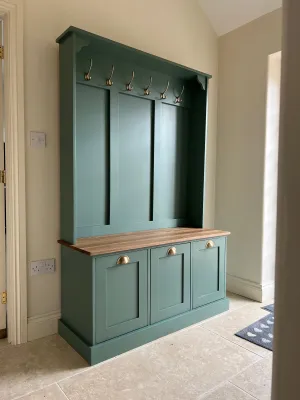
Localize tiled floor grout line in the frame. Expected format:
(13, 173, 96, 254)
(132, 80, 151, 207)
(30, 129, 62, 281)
(200, 325, 270, 358)
(56, 383, 71, 400)
(196, 358, 263, 400)
(11, 383, 61, 400)
(229, 380, 259, 399)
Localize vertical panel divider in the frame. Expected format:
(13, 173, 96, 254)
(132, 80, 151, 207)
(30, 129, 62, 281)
(152, 101, 162, 221)
(109, 88, 119, 227)
(149, 101, 155, 221)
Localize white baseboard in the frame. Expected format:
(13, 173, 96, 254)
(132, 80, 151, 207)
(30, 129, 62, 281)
(27, 310, 61, 342)
(227, 274, 275, 302)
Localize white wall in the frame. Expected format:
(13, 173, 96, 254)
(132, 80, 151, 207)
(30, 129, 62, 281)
(24, 0, 219, 338)
(216, 9, 282, 300)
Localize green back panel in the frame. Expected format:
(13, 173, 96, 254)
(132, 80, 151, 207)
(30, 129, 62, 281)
(59, 33, 76, 243)
(192, 237, 226, 308)
(187, 78, 209, 227)
(95, 250, 148, 343)
(58, 28, 210, 242)
(117, 94, 153, 224)
(76, 84, 110, 229)
(158, 104, 189, 220)
(61, 246, 94, 345)
(150, 243, 191, 323)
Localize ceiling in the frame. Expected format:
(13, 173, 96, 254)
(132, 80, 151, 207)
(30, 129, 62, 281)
(198, 0, 282, 36)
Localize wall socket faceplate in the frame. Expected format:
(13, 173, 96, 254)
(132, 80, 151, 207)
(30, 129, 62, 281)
(30, 259, 55, 276)
(30, 131, 46, 148)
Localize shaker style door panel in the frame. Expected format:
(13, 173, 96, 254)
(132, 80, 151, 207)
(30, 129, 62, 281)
(150, 243, 191, 324)
(192, 237, 226, 309)
(95, 250, 148, 343)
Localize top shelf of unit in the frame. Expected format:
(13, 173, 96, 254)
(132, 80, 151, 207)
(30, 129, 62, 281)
(58, 227, 230, 256)
(56, 26, 212, 81)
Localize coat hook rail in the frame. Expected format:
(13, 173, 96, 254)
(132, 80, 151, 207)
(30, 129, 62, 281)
(106, 65, 115, 86)
(160, 81, 169, 99)
(175, 85, 185, 103)
(144, 76, 153, 96)
(126, 71, 135, 91)
(84, 58, 93, 81)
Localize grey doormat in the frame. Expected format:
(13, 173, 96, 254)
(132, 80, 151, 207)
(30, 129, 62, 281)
(262, 304, 274, 313)
(235, 313, 274, 351)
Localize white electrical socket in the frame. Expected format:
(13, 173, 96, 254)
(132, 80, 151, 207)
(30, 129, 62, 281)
(30, 259, 55, 276)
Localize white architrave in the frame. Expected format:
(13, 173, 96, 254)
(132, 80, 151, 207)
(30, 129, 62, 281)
(0, 0, 26, 345)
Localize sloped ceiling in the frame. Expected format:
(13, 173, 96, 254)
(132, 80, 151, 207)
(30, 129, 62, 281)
(198, 0, 282, 36)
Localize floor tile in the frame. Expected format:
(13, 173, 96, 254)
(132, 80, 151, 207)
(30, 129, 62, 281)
(59, 326, 260, 400)
(17, 384, 67, 399)
(230, 356, 273, 400)
(199, 382, 256, 399)
(227, 292, 256, 311)
(201, 303, 271, 357)
(0, 335, 88, 400)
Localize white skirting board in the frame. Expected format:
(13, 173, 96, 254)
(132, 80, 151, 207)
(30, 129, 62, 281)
(27, 310, 61, 341)
(227, 274, 275, 302)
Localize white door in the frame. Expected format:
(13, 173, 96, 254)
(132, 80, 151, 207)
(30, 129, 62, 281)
(0, 20, 6, 337)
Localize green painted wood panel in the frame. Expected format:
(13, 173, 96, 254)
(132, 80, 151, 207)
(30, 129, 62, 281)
(192, 237, 226, 308)
(59, 33, 76, 243)
(157, 104, 189, 220)
(187, 78, 208, 227)
(151, 243, 190, 323)
(61, 246, 94, 345)
(76, 84, 110, 230)
(117, 94, 154, 224)
(95, 250, 148, 343)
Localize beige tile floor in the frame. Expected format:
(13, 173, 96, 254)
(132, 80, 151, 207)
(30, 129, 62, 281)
(0, 293, 273, 400)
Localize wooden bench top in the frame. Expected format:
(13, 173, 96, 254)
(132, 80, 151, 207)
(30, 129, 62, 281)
(58, 227, 230, 256)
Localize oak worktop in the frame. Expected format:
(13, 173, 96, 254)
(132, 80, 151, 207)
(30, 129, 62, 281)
(58, 227, 230, 256)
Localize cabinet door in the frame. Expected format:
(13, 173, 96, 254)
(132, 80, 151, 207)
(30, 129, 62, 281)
(95, 250, 148, 343)
(151, 243, 190, 324)
(192, 237, 226, 309)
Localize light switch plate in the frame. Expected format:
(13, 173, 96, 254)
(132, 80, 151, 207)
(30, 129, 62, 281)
(30, 131, 46, 148)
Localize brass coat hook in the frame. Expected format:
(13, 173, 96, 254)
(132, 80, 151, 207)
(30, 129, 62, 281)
(84, 58, 93, 81)
(144, 76, 153, 96)
(106, 65, 115, 86)
(160, 81, 170, 99)
(126, 71, 135, 91)
(175, 85, 185, 103)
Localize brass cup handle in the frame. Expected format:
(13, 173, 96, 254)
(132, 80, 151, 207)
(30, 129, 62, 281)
(206, 240, 215, 249)
(167, 247, 177, 256)
(117, 255, 130, 265)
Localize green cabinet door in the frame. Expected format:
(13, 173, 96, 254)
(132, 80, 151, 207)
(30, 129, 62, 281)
(150, 243, 191, 324)
(95, 250, 148, 343)
(192, 237, 226, 309)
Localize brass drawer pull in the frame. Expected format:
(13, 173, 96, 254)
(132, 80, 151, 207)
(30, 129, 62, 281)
(167, 247, 177, 256)
(206, 240, 215, 249)
(117, 255, 130, 265)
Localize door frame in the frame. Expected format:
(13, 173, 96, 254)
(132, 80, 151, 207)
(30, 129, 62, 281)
(0, 0, 27, 344)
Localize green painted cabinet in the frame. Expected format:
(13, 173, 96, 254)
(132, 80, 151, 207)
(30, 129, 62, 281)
(57, 26, 230, 366)
(95, 250, 148, 343)
(150, 243, 191, 323)
(192, 238, 226, 309)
